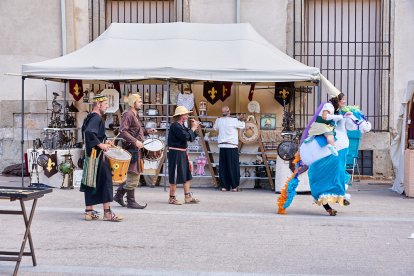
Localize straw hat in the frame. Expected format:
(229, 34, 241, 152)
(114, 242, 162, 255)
(173, 106, 192, 117)
(127, 93, 142, 107)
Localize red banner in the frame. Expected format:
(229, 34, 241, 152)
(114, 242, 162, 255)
(69, 80, 84, 101)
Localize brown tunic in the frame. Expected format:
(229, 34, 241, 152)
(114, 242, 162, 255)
(119, 109, 147, 174)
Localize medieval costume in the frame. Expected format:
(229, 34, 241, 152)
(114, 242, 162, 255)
(167, 121, 196, 185)
(80, 112, 113, 206)
(114, 94, 147, 209)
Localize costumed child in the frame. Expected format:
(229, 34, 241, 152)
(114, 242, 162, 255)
(305, 79, 351, 157)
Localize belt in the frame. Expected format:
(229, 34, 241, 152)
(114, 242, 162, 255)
(169, 147, 187, 152)
(219, 142, 238, 146)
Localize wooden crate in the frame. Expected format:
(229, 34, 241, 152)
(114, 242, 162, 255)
(404, 150, 414, 197)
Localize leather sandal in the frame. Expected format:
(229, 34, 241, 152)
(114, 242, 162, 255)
(184, 192, 200, 204)
(84, 210, 100, 221)
(168, 196, 183, 205)
(231, 187, 242, 192)
(103, 209, 123, 222)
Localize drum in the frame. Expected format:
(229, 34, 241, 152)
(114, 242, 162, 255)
(143, 138, 165, 161)
(104, 147, 131, 184)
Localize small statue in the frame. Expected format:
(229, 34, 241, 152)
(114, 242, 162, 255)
(194, 153, 207, 176)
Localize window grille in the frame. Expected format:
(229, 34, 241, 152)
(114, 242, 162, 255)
(292, 0, 391, 131)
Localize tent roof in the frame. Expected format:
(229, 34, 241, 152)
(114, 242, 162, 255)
(22, 22, 320, 83)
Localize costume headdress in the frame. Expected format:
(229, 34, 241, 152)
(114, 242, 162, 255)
(92, 94, 108, 102)
(320, 74, 341, 99)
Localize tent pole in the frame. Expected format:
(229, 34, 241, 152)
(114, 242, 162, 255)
(21, 76, 26, 187)
(164, 80, 170, 192)
(63, 80, 67, 123)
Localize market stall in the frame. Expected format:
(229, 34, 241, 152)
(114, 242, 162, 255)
(20, 22, 322, 189)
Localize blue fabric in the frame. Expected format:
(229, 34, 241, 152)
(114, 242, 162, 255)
(314, 134, 337, 148)
(308, 148, 349, 201)
(315, 135, 328, 147)
(282, 175, 300, 209)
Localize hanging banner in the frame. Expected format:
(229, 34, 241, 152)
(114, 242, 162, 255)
(203, 82, 221, 104)
(43, 151, 58, 178)
(203, 82, 233, 104)
(274, 82, 294, 107)
(248, 83, 256, 101)
(69, 80, 84, 101)
(221, 82, 232, 101)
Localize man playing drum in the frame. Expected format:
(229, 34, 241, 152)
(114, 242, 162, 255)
(167, 106, 200, 205)
(80, 94, 122, 222)
(115, 93, 156, 209)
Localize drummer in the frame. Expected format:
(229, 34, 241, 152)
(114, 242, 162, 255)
(167, 106, 200, 205)
(115, 93, 156, 209)
(81, 94, 122, 222)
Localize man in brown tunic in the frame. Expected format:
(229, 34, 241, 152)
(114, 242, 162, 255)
(114, 93, 156, 209)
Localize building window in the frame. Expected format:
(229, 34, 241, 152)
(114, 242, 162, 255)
(89, 0, 184, 41)
(292, 0, 391, 132)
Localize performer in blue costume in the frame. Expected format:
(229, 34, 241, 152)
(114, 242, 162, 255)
(278, 75, 372, 216)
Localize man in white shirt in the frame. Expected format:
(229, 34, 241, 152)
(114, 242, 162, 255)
(213, 106, 246, 192)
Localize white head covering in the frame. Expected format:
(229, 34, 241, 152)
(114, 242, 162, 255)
(320, 74, 341, 98)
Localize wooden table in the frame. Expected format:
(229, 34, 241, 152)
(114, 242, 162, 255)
(0, 186, 52, 276)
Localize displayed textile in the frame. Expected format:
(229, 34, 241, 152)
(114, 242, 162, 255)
(176, 92, 195, 111)
(203, 81, 233, 104)
(69, 80, 84, 101)
(274, 82, 294, 106)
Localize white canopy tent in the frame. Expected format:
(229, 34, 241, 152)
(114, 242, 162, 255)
(22, 22, 320, 82)
(391, 80, 414, 194)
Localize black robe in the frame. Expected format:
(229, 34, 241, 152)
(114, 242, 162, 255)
(80, 113, 113, 206)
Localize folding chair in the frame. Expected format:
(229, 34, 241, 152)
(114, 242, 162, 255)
(346, 130, 361, 182)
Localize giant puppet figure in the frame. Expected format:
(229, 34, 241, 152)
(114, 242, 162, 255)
(277, 75, 372, 216)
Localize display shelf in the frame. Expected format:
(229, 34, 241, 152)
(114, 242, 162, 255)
(142, 103, 176, 106)
(140, 115, 168, 118)
(43, 127, 78, 131)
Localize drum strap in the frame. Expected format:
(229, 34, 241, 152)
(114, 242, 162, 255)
(169, 147, 193, 173)
(126, 149, 139, 163)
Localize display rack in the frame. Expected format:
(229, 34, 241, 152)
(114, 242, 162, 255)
(139, 94, 274, 189)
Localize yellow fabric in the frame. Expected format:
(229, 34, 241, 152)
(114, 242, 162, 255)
(127, 93, 142, 107)
(173, 105, 192, 117)
(315, 195, 345, 206)
(308, 122, 334, 136)
(93, 94, 108, 102)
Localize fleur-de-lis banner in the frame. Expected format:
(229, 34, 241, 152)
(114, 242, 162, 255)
(43, 151, 58, 178)
(274, 82, 295, 107)
(203, 82, 233, 104)
(69, 80, 84, 101)
(221, 82, 232, 101)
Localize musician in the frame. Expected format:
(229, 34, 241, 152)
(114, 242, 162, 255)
(167, 106, 200, 205)
(213, 106, 245, 192)
(81, 94, 122, 222)
(115, 93, 156, 209)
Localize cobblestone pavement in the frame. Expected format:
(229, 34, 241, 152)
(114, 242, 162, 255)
(0, 176, 413, 275)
